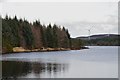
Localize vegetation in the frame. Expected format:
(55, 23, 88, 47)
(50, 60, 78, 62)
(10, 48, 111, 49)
(71, 38, 84, 49)
(2, 15, 84, 53)
(80, 35, 120, 46)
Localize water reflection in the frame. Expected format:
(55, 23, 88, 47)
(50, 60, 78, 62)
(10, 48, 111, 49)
(2, 61, 68, 79)
(2, 46, 118, 78)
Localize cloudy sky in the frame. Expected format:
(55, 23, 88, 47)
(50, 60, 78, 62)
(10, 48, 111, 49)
(1, 2, 118, 38)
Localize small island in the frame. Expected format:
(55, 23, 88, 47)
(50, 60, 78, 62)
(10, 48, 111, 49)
(2, 15, 87, 54)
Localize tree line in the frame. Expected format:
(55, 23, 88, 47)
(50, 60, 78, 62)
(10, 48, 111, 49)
(86, 36, 120, 46)
(2, 15, 84, 53)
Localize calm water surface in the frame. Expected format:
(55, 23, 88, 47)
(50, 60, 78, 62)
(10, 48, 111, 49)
(1, 46, 118, 78)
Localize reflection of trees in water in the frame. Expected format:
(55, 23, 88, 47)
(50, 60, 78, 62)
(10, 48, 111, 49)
(2, 61, 31, 79)
(2, 61, 68, 79)
(32, 62, 68, 77)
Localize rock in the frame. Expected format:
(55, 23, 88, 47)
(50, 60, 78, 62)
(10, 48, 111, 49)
(13, 47, 26, 52)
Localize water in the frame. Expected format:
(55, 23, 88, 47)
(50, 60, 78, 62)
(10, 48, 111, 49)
(1, 46, 118, 78)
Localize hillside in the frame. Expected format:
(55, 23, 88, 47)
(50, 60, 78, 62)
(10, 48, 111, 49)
(77, 34, 120, 46)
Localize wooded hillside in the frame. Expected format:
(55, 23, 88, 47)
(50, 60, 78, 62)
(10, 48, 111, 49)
(77, 34, 120, 46)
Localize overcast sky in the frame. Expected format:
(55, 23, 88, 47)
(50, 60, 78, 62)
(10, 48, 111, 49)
(1, 2, 118, 38)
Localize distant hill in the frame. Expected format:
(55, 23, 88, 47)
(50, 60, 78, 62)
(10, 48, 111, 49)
(77, 34, 119, 40)
(76, 34, 120, 46)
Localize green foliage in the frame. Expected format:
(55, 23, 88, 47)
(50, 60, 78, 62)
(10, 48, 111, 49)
(52, 24, 58, 48)
(22, 22, 34, 49)
(2, 15, 84, 53)
(2, 19, 14, 52)
(71, 38, 83, 49)
(45, 24, 54, 48)
(42, 25, 47, 47)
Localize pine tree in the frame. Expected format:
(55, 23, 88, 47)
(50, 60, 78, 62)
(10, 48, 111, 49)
(53, 24, 58, 48)
(22, 21, 34, 49)
(46, 24, 54, 48)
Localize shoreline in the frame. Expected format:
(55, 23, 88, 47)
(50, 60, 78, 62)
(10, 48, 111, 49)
(2, 46, 89, 54)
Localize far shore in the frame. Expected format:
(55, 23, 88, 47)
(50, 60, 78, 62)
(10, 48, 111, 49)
(2, 46, 89, 54)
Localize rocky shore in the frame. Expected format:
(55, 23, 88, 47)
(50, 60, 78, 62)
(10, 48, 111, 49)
(3, 46, 89, 54)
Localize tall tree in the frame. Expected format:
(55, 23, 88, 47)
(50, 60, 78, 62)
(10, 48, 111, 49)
(53, 24, 58, 48)
(22, 21, 34, 49)
(46, 24, 54, 48)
